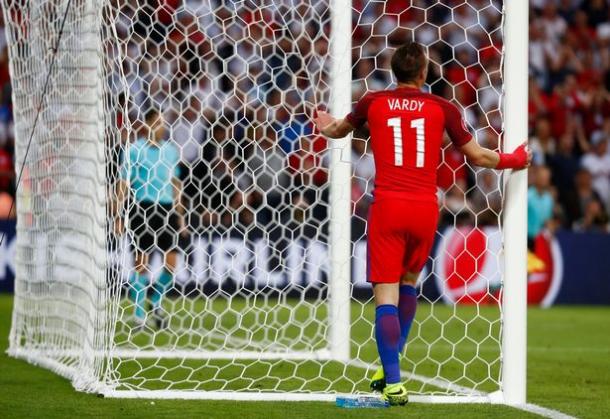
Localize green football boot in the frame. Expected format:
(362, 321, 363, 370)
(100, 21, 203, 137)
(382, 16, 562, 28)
(382, 383, 409, 406)
(370, 367, 386, 392)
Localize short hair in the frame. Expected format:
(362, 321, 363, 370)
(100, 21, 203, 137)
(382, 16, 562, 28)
(144, 107, 160, 124)
(391, 41, 427, 83)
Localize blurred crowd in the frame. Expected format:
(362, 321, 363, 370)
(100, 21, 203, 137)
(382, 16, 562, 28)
(0, 0, 608, 238)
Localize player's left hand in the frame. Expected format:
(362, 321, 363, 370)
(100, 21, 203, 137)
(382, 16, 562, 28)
(525, 144, 532, 168)
(515, 142, 531, 169)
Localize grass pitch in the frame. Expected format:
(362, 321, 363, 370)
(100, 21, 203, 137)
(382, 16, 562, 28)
(1, 294, 608, 418)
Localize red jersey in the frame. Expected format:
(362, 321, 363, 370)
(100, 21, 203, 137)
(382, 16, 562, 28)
(345, 87, 472, 203)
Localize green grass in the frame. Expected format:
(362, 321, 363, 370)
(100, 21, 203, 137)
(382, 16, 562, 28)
(111, 296, 501, 393)
(1, 294, 609, 418)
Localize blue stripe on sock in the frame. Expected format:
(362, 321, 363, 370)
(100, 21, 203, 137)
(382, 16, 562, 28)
(376, 304, 398, 317)
(399, 284, 417, 297)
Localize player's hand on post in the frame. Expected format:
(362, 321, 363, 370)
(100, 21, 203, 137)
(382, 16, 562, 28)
(512, 142, 531, 169)
(496, 142, 531, 170)
(524, 143, 533, 168)
(312, 110, 335, 133)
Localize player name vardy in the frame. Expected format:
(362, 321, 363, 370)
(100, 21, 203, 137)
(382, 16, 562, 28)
(387, 98, 425, 112)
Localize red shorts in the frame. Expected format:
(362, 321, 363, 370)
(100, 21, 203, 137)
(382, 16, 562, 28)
(367, 198, 439, 283)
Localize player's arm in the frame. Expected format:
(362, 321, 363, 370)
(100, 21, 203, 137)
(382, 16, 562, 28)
(314, 93, 373, 138)
(112, 179, 128, 235)
(443, 101, 530, 170)
(313, 110, 354, 138)
(459, 139, 531, 170)
(113, 145, 133, 235)
(172, 176, 184, 215)
(115, 179, 128, 210)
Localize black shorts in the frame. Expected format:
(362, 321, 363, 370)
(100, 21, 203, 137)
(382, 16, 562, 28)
(128, 202, 179, 253)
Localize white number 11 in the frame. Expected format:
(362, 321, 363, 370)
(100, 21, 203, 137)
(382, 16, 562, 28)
(387, 117, 425, 167)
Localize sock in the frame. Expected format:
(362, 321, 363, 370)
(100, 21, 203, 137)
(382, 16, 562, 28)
(129, 272, 148, 320)
(150, 268, 173, 309)
(375, 304, 401, 385)
(398, 285, 418, 354)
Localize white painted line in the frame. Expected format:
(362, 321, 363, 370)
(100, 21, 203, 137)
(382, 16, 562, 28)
(349, 359, 488, 396)
(348, 359, 575, 418)
(514, 403, 577, 419)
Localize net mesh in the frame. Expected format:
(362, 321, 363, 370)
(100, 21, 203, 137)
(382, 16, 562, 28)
(5, 0, 506, 397)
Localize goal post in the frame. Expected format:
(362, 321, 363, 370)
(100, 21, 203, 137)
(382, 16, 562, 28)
(501, 0, 529, 406)
(3, 0, 529, 404)
(328, 0, 352, 364)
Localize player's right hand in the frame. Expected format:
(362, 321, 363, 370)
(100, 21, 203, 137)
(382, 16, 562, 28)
(312, 110, 334, 132)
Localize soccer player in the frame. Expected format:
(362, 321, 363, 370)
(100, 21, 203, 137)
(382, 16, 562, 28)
(116, 108, 184, 331)
(313, 41, 530, 405)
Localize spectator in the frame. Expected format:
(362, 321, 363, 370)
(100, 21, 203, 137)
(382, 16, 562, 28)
(529, 118, 557, 165)
(573, 198, 609, 232)
(580, 0, 609, 29)
(440, 180, 473, 227)
(580, 130, 610, 209)
(528, 166, 554, 241)
(437, 138, 467, 192)
(0, 191, 14, 219)
(548, 132, 581, 207)
(242, 122, 289, 208)
(169, 95, 208, 233)
(287, 136, 327, 190)
(0, 144, 13, 193)
(470, 170, 502, 226)
(351, 138, 375, 200)
(565, 169, 604, 227)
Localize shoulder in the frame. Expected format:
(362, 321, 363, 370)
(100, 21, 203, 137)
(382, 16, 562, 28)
(422, 93, 460, 112)
(354, 90, 389, 105)
(527, 186, 538, 198)
(359, 90, 388, 99)
(580, 153, 595, 164)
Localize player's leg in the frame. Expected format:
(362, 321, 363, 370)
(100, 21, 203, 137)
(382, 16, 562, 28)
(129, 249, 149, 326)
(151, 250, 175, 309)
(128, 203, 152, 327)
(397, 272, 418, 354)
(150, 205, 179, 329)
(367, 200, 408, 405)
(372, 282, 401, 387)
(149, 249, 175, 329)
(373, 283, 408, 405)
(398, 202, 438, 353)
(371, 271, 418, 390)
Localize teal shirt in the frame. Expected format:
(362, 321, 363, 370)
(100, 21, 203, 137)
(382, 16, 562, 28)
(527, 186, 553, 239)
(121, 138, 180, 204)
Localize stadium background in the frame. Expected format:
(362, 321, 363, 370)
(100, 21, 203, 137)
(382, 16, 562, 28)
(0, 1, 608, 304)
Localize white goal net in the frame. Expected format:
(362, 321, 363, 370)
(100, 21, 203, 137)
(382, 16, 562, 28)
(4, 0, 521, 402)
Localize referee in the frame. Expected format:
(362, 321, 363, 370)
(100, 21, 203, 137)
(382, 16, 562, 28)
(116, 108, 184, 330)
